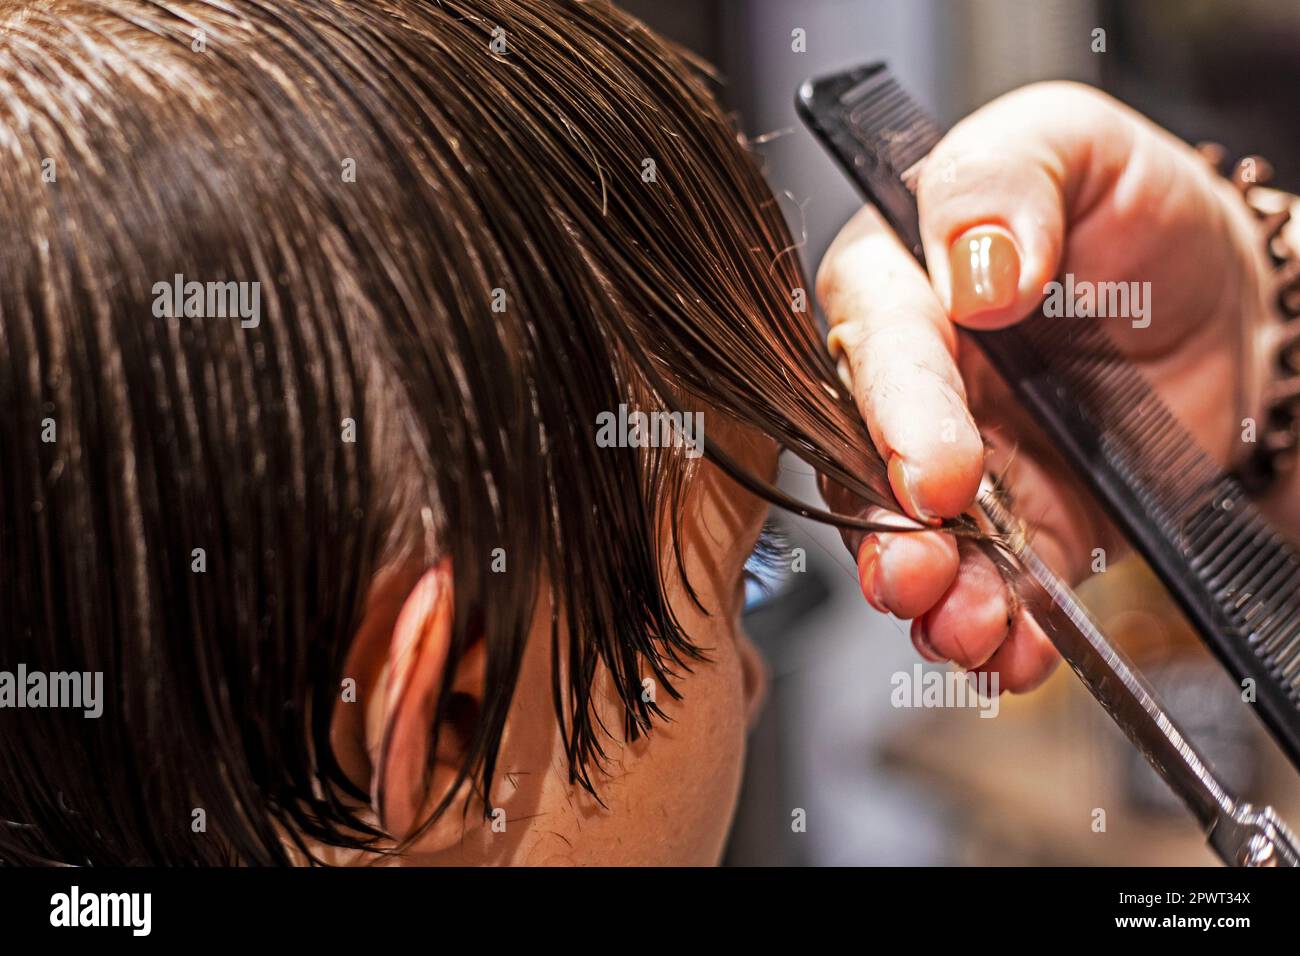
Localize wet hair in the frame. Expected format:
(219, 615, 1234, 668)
(0, 0, 899, 864)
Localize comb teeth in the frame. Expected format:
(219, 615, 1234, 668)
(799, 63, 1300, 767)
(838, 69, 940, 176)
(800, 64, 941, 180)
(1013, 316, 1300, 703)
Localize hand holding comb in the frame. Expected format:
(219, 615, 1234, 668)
(797, 63, 1300, 866)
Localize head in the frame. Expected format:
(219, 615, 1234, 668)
(0, 0, 895, 865)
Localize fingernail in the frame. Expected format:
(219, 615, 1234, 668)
(887, 455, 941, 526)
(948, 226, 1020, 322)
(856, 536, 890, 614)
(910, 617, 946, 663)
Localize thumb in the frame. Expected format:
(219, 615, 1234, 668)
(916, 81, 1139, 329)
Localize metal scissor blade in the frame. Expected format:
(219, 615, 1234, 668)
(975, 477, 1300, 867)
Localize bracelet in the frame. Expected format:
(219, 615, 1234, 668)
(1198, 143, 1300, 494)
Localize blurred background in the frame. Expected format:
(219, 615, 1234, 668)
(617, 0, 1300, 865)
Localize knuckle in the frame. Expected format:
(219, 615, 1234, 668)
(1005, 79, 1120, 127)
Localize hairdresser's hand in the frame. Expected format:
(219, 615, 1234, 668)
(816, 81, 1280, 691)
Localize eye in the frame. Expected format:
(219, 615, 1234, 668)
(742, 518, 792, 613)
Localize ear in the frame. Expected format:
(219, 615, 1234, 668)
(371, 558, 453, 837)
(367, 557, 487, 841)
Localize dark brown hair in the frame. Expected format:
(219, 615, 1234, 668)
(0, 0, 896, 864)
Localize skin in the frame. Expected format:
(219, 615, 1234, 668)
(330, 417, 774, 865)
(817, 81, 1300, 691)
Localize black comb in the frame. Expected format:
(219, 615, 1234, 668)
(797, 63, 1300, 771)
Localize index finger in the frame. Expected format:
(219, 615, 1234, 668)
(817, 203, 984, 522)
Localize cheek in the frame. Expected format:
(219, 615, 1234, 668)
(501, 617, 751, 866)
(619, 614, 751, 864)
